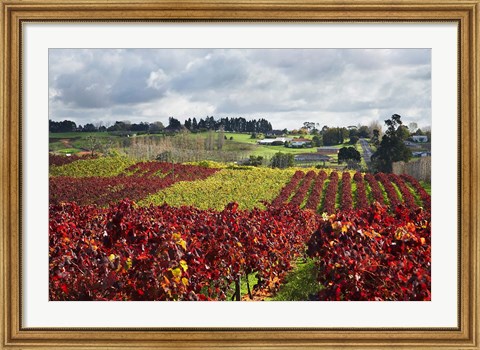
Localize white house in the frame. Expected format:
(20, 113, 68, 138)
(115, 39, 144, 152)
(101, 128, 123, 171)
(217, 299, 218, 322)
(257, 137, 291, 145)
(412, 135, 428, 143)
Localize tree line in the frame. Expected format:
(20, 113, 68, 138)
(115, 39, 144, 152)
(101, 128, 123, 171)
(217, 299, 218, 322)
(49, 119, 162, 134)
(49, 116, 273, 134)
(177, 116, 272, 133)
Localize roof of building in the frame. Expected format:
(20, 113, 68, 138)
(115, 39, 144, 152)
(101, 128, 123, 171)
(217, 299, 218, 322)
(294, 153, 331, 161)
(291, 138, 312, 142)
(317, 147, 340, 153)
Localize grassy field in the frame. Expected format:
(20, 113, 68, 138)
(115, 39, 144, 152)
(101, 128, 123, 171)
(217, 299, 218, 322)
(49, 132, 121, 154)
(221, 132, 259, 144)
(48, 131, 376, 172)
(49, 131, 322, 162)
(185, 131, 320, 158)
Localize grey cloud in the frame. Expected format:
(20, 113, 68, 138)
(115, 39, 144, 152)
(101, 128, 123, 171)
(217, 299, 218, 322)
(49, 48, 431, 129)
(53, 72, 111, 108)
(249, 49, 345, 81)
(109, 67, 165, 104)
(171, 51, 249, 91)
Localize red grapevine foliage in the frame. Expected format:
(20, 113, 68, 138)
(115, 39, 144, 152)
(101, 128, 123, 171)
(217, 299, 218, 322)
(400, 174, 431, 209)
(322, 171, 339, 214)
(289, 170, 316, 208)
(353, 172, 369, 210)
(304, 171, 327, 211)
(49, 159, 433, 302)
(307, 203, 431, 301)
(364, 173, 385, 205)
(271, 171, 305, 207)
(49, 162, 219, 206)
(388, 174, 417, 209)
(340, 172, 353, 212)
(375, 173, 401, 207)
(50, 200, 319, 301)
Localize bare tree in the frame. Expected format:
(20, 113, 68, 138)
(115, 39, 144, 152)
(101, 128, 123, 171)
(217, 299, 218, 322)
(86, 136, 102, 156)
(217, 127, 225, 150)
(408, 122, 419, 133)
(368, 120, 383, 139)
(204, 131, 215, 151)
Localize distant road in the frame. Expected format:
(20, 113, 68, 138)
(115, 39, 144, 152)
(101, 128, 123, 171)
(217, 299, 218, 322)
(359, 138, 374, 169)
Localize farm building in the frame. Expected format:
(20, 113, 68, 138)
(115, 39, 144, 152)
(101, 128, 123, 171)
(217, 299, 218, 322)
(294, 153, 331, 162)
(316, 147, 340, 155)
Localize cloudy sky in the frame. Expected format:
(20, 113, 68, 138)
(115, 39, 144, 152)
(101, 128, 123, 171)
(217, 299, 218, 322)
(49, 48, 431, 130)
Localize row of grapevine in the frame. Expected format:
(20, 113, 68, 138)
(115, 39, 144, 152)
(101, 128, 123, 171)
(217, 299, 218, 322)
(323, 172, 339, 214)
(353, 172, 369, 210)
(289, 171, 316, 207)
(304, 171, 327, 210)
(340, 172, 353, 212)
(389, 173, 417, 208)
(401, 174, 431, 209)
(271, 171, 305, 207)
(375, 172, 401, 207)
(364, 173, 385, 205)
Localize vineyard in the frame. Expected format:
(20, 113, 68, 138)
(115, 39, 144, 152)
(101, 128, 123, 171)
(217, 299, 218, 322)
(49, 155, 431, 301)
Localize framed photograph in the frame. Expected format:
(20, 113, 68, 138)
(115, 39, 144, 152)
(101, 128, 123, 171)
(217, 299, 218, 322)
(1, 0, 479, 349)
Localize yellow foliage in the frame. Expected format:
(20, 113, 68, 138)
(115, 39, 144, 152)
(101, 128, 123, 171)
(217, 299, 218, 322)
(179, 260, 188, 272)
(170, 267, 182, 278)
(50, 156, 136, 177)
(140, 167, 297, 210)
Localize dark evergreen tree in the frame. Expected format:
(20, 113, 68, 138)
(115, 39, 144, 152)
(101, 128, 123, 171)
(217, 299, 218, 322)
(357, 125, 371, 138)
(349, 136, 359, 145)
(371, 114, 412, 173)
(167, 117, 182, 130)
(184, 118, 192, 130)
(107, 121, 128, 132)
(322, 127, 347, 146)
(82, 123, 97, 132)
(338, 146, 361, 163)
(198, 118, 206, 130)
(192, 117, 198, 130)
(49, 119, 77, 133)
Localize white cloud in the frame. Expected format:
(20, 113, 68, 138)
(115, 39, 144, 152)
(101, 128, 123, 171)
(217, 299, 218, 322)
(146, 69, 169, 90)
(138, 92, 216, 120)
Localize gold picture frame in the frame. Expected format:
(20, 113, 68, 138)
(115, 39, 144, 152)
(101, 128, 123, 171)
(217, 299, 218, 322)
(1, 0, 479, 349)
